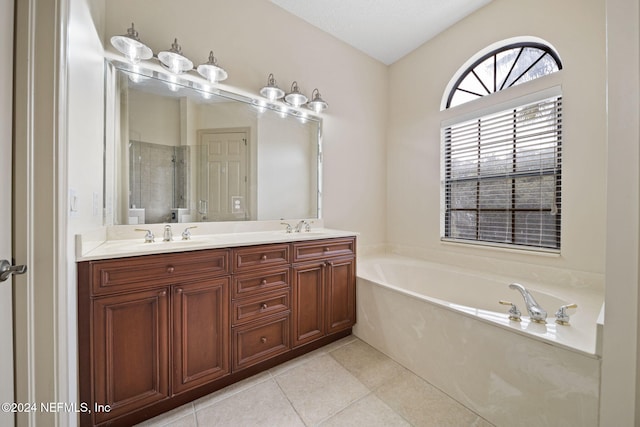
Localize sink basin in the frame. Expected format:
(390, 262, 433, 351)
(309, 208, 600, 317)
(101, 235, 216, 253)
(269, 230, 328, 236)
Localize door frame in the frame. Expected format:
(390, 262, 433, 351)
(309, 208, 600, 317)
(0, 0, 15, 424)
(13, 0, 71, 425)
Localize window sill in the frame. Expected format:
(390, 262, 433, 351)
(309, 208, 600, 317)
(440, 238, 561, 257)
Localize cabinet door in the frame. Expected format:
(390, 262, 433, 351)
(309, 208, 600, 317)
(93, 288, 169, 424)
(326, 257, 356, 334)
(292, 261, 326, 347)
(172, 277, 230, 394)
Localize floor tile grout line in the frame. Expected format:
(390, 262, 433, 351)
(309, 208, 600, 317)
(192, 371, 275, 414)
(312, 390, 374, 427)
(272, 372, 310, 427)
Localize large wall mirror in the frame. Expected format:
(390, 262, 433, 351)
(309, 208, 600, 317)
(104, 60, 322, 225)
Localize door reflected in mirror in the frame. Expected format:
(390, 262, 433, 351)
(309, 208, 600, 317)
(105, 61, 322, 225)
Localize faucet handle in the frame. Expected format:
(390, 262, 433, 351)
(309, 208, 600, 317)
(555, 303, 578, 325)
(182, 226, 198, 240)
(499, 300, 522, 322)
(135, 228, 155, 243)
(280, 222, 293, 233)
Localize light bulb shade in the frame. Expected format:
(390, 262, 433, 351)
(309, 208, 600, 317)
(197, 51, 228, 83)
(307, 88, 328, 113)
(110, 23, 153, 64)
(284, 81, 308, 107)
(158, 39, 194, 74)
(259, 73, 285, 101)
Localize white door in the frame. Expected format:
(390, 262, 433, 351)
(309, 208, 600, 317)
(1, 0, 16, 425)
(198, 130, 249, 221)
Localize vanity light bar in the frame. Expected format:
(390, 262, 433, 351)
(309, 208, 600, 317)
(110, 22, 228, 82)
(110, 22, 326, 116)
(110, 59, 322, 123)
(260, 75, 329, 113)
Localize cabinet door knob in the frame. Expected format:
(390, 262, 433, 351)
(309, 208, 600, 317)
(260, 337, 267, 344)
(325, 261, 334, 267)
(159, 290, 167, 297)
(167, 266, 175, 273)
(260, 303, 268, 310)
(176, 288, 183, 294)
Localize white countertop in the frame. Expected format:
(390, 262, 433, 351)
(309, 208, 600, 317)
(76, 226, 358, 262)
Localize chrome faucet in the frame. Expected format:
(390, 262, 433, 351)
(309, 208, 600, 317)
(163, 224, 173, 242)
(509, 283, 547, 323)
(181, 226, 197, 240)
(294, 220, 307, 233)
(281, 222, 293, 233)
(135, 228, 155, 243)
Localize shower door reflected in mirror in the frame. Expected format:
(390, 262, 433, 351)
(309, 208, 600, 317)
(128, 141, 189, 224)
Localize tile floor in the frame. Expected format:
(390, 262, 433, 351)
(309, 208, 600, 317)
(136, 336, 494, 427)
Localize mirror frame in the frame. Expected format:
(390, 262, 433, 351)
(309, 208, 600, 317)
(103, 58, 324, 226)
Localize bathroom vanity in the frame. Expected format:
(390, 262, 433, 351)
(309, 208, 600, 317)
(77, 232, 356, 426)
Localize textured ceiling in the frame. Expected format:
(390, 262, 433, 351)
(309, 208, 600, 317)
(270, 0, 493, 65)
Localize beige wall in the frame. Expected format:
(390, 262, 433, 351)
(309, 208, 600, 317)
(66, 0, 106, 424)
(387, 0, 607, 285)
(104, 0, 389, 247)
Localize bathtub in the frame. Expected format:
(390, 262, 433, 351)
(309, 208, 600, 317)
(353, 254, 603, 427)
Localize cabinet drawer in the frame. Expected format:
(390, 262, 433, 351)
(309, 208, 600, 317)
(293, 238, 355, 262)
(232, 314, 290, 371)
(91, 249, 229, 295)
(232, 290, 290, 326)
(232, 244, 290, 272)
(233, 268, 290, 299)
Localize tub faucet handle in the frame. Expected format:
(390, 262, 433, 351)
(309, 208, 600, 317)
(555, 303, 578, 325)
(499, 300, 522, 322)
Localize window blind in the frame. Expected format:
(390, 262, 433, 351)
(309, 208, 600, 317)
(443, 96, 562, 250)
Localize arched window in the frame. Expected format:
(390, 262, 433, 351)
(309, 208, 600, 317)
(446, 42, 562, 108)
(442, 40, 562, 251)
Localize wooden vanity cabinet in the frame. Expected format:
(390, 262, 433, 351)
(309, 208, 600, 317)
(172, 277, 230, 394)
(78, 249, 231, 426)
(78, 237, 355, 426)
(292, 238, 356, 346)
(91, 287, 170, 425)
(231, 244, 292, 371)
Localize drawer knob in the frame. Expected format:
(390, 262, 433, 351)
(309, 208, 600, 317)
(260, 279, 267, 286)
(260, 337, 267, 344)
(260, 254, 268, 261)
(260, 303, 268, 310)
(167, 266, 175, 273)
(324, 247, 330, 252)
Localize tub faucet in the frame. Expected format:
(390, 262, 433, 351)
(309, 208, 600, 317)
(509, 283, 547, 323)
